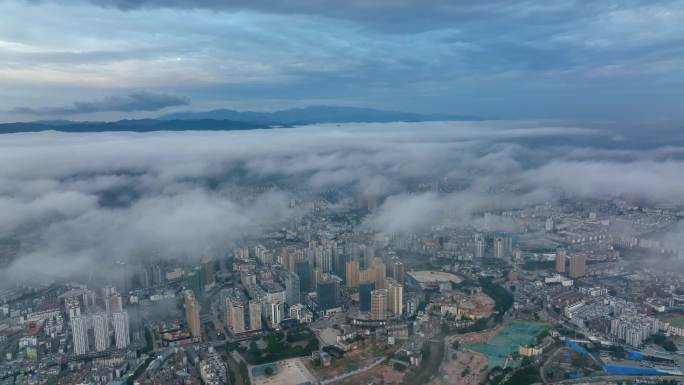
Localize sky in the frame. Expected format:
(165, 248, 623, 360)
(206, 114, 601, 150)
(3, 121, 684, 286)
(2, 0, 684, 124)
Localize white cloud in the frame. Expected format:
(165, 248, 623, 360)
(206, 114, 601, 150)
(1, 121, 684, 285)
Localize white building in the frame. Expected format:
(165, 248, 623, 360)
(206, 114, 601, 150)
(92, 313, 110, 352)
(112, 312, 130, 349)
(268, 302, 284, 328)
(71, 316, 89, 355)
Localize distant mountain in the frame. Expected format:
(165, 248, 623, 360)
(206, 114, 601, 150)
(0, 119, 266, 134)
(0, 106, 480, 134)
(160, 106, 480, 124)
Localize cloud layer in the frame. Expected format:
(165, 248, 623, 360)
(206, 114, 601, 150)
(9, 91, 189, 115)
(1, 121, 684, 286)
(2, 1, 683, 123)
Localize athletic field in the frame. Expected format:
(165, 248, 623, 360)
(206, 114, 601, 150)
(466, 322, 548, 368)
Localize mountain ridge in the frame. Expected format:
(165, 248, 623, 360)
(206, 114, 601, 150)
(160, 105, 480, 124)
(0, 119, 266, 134)
(0, 106, 481, 134)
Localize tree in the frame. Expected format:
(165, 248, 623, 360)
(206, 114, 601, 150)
(249, 341, 259, 353)
(306, 336, 319, 351)
(478, 277, 514, 317)
(227, 367, 236, 385)
(239, 362, 251, 385)
(264, 366, 275, 376)
(421, 343, 431, 359)
(663, 340, 678, 352)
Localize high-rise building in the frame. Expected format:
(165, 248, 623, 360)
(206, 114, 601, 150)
(92, 313, 110, 352)
(312, 268, 323, 289)
(474, 234, 485, 258)
(315, 247, 333, 273)
(235, 246, 249, 260)
(493, 237, 505, 258)
(226, 297, 245, 334)
(101, 286, 115, 314)
(201, 257, 216, 290)
(372, 260, 386, 290)
(65, 297, 81, 321)
(151, 264, 165, 285)
(545, 217, 555, 232)
(263, 281, 286, 306)
(82, 289, 97, 310)
(363, 245, 376, 265)
(295, 260, 311, 293)
(555, 248, 567, 273)
(359, 268, 375, 285)
(281, 247, 297, 273)
(268, 302, 284, 328)
(359, 282, 375, 312)
(247, 300, 262, 331)
(184, 290, 202, 340)
(389, 258, 405, 284)
(569, 254, 586, 278)
(141, 266, 152, 288)
(112, 311, 130, 349)
(387, 279, 403, 316)
(71, 316, 89, 355)
(115, 260, 129, 293)
(316, 278, 339, 311)
(370, 289, 388, 320)
(282, 272, 300, 306)
(102, 285, 116, 300)
(345, 260, 359, 289)
(405, 294, 419, 317)
(109, 293, 123, 314)
(186, 268, 203, 296)
(240, 271, 257, 286)
(254, 244, 271, 265)
(334, 253, 349, 280)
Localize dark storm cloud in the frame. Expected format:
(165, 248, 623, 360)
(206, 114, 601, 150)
(9, 91, 189, 116)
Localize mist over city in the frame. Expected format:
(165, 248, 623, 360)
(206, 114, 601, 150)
(1, 1, 684, 385)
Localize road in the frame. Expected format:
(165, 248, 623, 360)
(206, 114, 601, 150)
(553, 374, 684, 384)
(540, 345, 565, 385)
(320, 356, 386, 385)
(226, 351, 249, 385)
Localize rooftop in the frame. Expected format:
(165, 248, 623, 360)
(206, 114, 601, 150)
(407, 270, 463, 284)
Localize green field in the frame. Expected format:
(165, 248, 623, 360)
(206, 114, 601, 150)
(466, 322, 548, 368)
(668, 316, 684, 327)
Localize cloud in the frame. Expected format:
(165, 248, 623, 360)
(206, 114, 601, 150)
(0, 120, 684, 285)
(361, 189, 553, 234)
(2, 1, 684, 123)
(33, 1, 681, 35)
(28, 0, 568, 26)
(3, 189, 297, 282)
(524, 160, 684, 204)
(9, 91, 189, 116)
